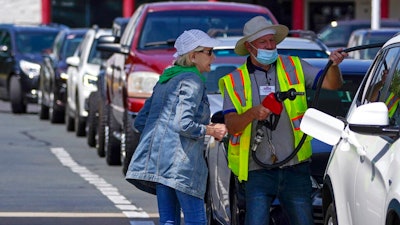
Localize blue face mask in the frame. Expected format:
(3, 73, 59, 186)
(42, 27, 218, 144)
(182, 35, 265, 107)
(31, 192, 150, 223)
(249, 43, 278, 65)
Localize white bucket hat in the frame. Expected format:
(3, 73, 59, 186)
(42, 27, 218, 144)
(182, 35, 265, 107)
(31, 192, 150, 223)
(235, 16, 289, 56)
(173, 29, 220, 58)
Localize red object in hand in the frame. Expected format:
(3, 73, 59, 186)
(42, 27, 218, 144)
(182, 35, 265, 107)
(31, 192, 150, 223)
(262, 93, 283, 115)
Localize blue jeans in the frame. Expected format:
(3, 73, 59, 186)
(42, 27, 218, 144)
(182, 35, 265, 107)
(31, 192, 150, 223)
(244, 162, 314, 225)
(156, 184, 206, 225)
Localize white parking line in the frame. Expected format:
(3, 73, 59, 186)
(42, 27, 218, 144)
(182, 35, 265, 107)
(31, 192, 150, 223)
(49, 147, 155, 224)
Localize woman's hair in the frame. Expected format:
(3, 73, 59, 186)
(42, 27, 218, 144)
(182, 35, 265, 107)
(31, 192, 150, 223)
(174, 46, 204, 67)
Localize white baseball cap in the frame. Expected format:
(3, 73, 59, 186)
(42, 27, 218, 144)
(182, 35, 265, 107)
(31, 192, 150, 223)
(174, 29, 220, 58)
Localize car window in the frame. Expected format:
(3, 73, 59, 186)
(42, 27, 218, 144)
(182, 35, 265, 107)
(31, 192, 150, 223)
(138, 11, 274, 49)
(359, 46, 400, 128)
(363, 47, 399, 102)
(0, 31, 11, 53)
(63, 36, 84, 58)
(16, 31, 57, 54)
(307, 75, 362, 118)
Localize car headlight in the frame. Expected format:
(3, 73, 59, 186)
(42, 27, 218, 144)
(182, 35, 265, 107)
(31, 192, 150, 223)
(83, 73, 98, 87)
(127, 71, 159, 98)
(60, 72, 69, 80)
(20, 60, 41, 78)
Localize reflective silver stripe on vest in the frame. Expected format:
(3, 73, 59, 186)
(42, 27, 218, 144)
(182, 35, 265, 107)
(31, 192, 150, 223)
(230, 70, 247, 107)
(280, 56, 300, 85)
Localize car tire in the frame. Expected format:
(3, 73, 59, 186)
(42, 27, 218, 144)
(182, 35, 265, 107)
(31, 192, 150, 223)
(96, 100, 107, 157)
(74, 98, 86, 137)
(122, 111, 139, 175)
(269, 205, 290, 225)
(106, 105, 121, 165)
(38, 82, 49, 120)
(39, 100, 50, 120)
(230, 176, 245, 225)
(10, 76, 27, 114)
(206, 183, 220, 225)
(86, 92, 98, 147)
(49, 91, 64, 124)
(324, 203, 338, 225)
(65, 102, 75, 132)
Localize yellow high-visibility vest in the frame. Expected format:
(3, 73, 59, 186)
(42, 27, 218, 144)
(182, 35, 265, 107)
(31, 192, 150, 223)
(385, 92, 400, 118)
(219, 56, 312, 181)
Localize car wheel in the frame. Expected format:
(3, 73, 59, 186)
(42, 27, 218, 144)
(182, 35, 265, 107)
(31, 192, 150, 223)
(65, 102, 75, 132)
(206, 184, 220, 225)
(324, 203, 338, 225)
(106, 105, 121, 165)
(39, 94, 49, 120)
(9, 76, 27, 114)
(230, 176, 245, 225)
(49, 91, 64, 124)
(96, 100, 107, 157)
(86, 93, 98, 147)
(122, 111, 139, 175)
(74, 97, 86, 137)
(270, 205, 290, 225)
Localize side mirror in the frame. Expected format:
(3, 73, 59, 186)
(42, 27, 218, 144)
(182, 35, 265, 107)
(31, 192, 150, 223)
(300, 102, 396, 145)
(66, 56, 80, 67)
(300, 108, 345, 145)
(97, 35, 117, 44)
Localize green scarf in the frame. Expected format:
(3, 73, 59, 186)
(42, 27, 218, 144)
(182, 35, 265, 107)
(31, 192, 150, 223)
(158, 65, 206, 84)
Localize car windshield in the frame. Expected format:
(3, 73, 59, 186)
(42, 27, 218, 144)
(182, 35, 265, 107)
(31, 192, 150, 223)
(138, 11, 275, 49)
(87, 39, 112, 65)
(62, 36, 84, 58)
(318, 25, 351, 47)
(16, 31, 58, 54)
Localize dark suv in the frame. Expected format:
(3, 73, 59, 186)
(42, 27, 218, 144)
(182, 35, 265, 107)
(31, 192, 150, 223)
(38, 28, 87, 123)
(97, 1, 278, 169)
(0, 24, 63, 113)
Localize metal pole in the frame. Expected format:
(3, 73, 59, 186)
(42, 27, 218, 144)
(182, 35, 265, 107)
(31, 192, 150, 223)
(371, 0, 381, 30)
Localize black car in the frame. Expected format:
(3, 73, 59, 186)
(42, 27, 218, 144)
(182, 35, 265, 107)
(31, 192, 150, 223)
(205, 58, 373, 225)
(38, 28, 87, 123)
(0, 23, 64, 113)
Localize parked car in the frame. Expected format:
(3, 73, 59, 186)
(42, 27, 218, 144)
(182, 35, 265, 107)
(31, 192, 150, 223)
(211, 31, 330, 62)
(97, 1, 279, 167)
(86, 17, 129, 150)
(300, 33, 400, 225)
(205, 57, 373, 225)
(0, 23, 63, 113)
(317, 19, 400, 51)
(38, 28, 87, 123)
(65, 27, 112, 137)
(347, 28, 400, 60)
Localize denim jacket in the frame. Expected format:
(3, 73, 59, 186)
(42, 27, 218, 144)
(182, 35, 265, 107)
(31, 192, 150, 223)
(125, 71, 211, 199)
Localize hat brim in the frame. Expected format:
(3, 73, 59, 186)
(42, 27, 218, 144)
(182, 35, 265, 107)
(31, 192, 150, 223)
(234, 24, 289, 56)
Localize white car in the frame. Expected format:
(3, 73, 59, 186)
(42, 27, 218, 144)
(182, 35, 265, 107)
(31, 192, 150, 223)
(65, 28, 111, 136)
(300, 33, 400, 225)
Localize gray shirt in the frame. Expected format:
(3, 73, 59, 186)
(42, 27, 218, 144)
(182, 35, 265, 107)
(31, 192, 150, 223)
(222, 57, 320, 170)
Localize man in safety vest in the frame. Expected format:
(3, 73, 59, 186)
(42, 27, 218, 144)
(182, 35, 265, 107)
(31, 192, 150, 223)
(219, 16, 348, 225)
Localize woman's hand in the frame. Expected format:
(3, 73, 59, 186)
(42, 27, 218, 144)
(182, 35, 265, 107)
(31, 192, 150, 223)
(206, 123, 228, 141)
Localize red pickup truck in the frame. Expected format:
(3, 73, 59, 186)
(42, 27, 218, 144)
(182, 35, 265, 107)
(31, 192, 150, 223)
(97, 1, 278, 171)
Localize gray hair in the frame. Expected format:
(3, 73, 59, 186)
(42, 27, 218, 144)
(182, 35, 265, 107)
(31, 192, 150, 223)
(174, 46, 204, 67)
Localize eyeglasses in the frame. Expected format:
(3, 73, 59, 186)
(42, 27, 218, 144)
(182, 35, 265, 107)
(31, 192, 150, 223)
(196, 49, 214, 56)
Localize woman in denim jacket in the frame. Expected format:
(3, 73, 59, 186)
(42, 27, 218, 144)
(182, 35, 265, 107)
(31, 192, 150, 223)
(126, 29, 227, 225)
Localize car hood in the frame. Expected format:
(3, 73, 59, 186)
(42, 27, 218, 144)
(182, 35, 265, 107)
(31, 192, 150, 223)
(18, 52, 45, 64)
(134, 49, 176, 74)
